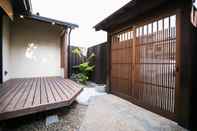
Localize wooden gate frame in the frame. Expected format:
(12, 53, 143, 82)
(107, 10, 181, 122)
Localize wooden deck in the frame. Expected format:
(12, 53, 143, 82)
(0, 77, 82, 120)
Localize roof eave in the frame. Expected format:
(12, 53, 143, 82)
(94, 0, 172, 31)
(11, 0, 32, 15)
(27, 14, 79, 29)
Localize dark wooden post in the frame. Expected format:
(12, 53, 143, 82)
(0, 10, 3, 84)
(176, 2, 193, 128)
(106, 32, 111, 93)
(190, 1, 197, 130)
(60, 29, 68, 79)
(67, 28, 72, 78)
(190, 14, 197, 131)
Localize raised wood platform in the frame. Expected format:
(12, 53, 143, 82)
(0, 77, 82, 120)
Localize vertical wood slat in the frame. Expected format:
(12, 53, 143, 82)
(111, 29, 133, 95)
(110, 14, 177, 120)
(162, 20, 165, 110)
(132, 27, 136, 98)
(134, 16, 176, 113)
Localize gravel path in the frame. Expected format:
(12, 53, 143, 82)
(0, 102, 87, 131)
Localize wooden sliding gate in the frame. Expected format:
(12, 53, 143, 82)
(111, 15, 177, 120)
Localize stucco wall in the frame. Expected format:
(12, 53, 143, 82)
(10, 17, 63, 78)
(2, 15, 10, 82)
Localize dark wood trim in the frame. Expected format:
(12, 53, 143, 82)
(190, 11, 197, 130)
(132, 26, 136, 96)
(60, 30, 68, 79)
(60, 31, 65, 68)
(175, 4, 192, 128)
(106, 33, 111, 93)
(110, 8, 178, 36)
(67, 29, 71, 78)
(95, 0, 172, 31)
(175, 9, 181, 126)
(0, 10, 3, 84)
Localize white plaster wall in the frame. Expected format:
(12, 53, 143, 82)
(10, 18, 62, 78)
(2, 15, 10, 82)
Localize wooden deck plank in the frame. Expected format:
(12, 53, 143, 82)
(65, 79, 81, 90)
(0, 79, 24, 102)
(5, 79, 33, 111)
(58, 79, 81, 95)
(55, 78, 82, 100)
(0, 79, 25, 106)
(0, 79, 27, 112)
(0, 79, 20, 97)
(15, 78, 34, 110)
(62, 79, 81, 93)
(49, 77, 68, 100)
(24, 78, 38, 107)
(53, 78, 72, 99)
(66, 79, 80, 87)
(56, 78, 76, 95)
(33, 78, 41, 106)
(43, 77, 55, 103)
(0, 77, 82, 121)
(46, 77, 62, 101)
(40, 77, 48, 104)
(59, 79, 75, 92)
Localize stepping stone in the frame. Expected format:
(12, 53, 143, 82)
(46, 115, 59, 126)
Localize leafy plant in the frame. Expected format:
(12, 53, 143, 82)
(71, 73, 88, 84)
(71, 47, 95, 84)
(72, 47, 82, 57)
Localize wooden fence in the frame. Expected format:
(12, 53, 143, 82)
(68, 46, 85, 76)
(110, 15, 177, 120)
(68, 43, 107, 84)
(87, 42, 107, 84)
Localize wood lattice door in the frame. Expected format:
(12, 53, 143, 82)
(111, 15, 177, 120)
(111, 29, 134, 96)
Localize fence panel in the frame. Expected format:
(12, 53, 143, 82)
(69, 46, 85, 76)
(87, 43, 107, 84)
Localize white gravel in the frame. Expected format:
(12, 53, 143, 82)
(0, 102, 87, 131)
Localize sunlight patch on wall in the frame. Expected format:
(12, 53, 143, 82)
(25, 43, 37, 60)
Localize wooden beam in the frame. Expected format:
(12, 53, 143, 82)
(0, 11, 2, 84)
(60, 30, 68, 78)
(0, 0, 13, 20)
(106, 33, 111, 93)
(175, 2, 192, 128)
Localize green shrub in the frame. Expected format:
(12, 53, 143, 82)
(71, 47, 95, 84)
